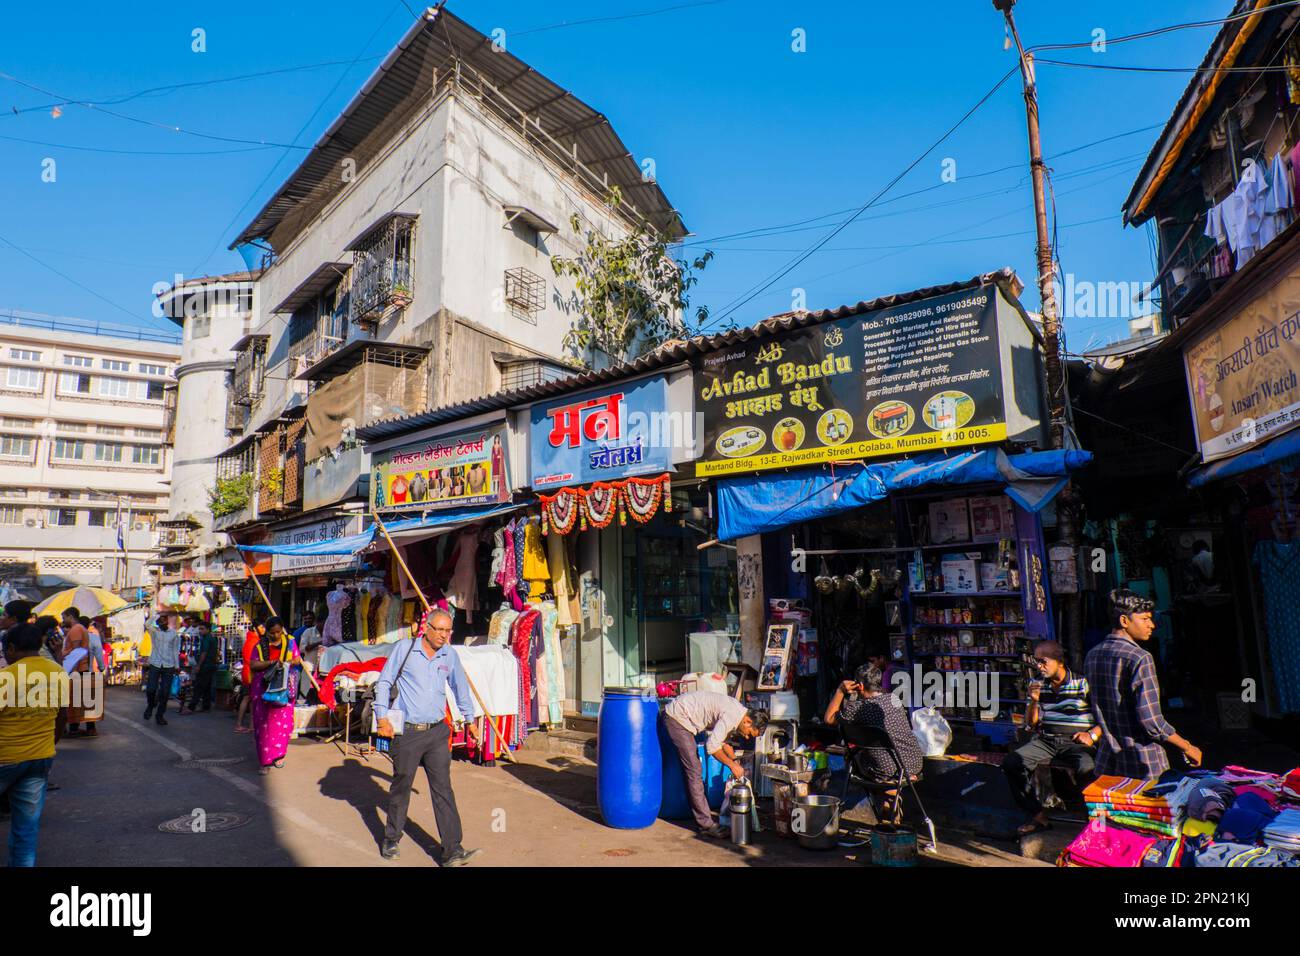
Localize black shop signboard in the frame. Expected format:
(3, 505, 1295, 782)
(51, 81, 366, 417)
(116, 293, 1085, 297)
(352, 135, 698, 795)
(694, 288, 1008, 477)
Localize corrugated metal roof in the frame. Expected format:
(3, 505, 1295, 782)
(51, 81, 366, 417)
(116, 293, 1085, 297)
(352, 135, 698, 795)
(357, 268, 1019, 443)
(1122, 0, 1286, 225)
(233, 6, 682, 251)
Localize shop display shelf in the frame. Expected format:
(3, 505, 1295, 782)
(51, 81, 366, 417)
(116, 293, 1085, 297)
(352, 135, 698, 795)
(908, 591, 1022, 599)
(911, 623, 1024, 630)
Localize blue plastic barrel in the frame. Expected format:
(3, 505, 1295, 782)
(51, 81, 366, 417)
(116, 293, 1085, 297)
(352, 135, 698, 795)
(597, 687, 662, 829)
(658, 709, 692, 820)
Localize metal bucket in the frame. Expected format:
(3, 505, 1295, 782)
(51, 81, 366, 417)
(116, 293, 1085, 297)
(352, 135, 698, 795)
(868, 825, 918, 866)
(793, 795, 841, 850)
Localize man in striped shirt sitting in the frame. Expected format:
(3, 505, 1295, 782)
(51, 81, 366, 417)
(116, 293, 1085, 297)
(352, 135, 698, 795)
(1002, 640, 1101, 836)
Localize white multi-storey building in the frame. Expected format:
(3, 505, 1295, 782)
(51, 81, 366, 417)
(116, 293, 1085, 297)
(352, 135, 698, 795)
(0, 309, 181, 592)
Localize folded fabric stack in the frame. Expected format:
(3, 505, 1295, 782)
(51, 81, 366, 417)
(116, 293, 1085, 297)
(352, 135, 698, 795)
(1059, 816, 1160, 868)
(1263, 808, 1300, 853)
(1082, 776, 1179, 836)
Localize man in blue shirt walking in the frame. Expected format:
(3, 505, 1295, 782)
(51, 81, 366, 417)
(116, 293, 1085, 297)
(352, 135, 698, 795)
(375, 608, 480, 866)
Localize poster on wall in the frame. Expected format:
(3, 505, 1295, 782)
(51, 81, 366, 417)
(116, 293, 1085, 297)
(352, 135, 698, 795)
(370, 425, 509, 514)
(1183, 274, 1300, 463)
(530, 376, 671, 489)
(693, 288, 1007, 477)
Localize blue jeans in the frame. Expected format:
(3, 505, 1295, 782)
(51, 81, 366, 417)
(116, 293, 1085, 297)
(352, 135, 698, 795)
(0, 757, 53, 867)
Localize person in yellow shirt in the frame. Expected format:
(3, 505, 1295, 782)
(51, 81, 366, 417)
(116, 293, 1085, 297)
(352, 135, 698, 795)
(0, 623, 69, 866)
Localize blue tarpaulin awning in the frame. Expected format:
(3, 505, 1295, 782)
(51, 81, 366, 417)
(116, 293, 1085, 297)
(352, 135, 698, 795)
(715, 448, 1092, 541)
(234, 503, 524, 557)
(1187, 427, 1300, 488)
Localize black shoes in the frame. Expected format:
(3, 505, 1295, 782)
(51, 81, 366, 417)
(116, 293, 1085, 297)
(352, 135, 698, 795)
(156, 718, 168, 726)
(142, 709, 152, 721)
(381, 840, 400, 860)
(441, 847, 481, 867)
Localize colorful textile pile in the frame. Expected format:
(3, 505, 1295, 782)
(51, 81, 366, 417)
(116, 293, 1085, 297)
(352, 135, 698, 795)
(1060, 766, 1300, 868)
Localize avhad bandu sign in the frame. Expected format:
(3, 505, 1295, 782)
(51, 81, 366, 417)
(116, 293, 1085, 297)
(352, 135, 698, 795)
(694, 288, 1008, 476)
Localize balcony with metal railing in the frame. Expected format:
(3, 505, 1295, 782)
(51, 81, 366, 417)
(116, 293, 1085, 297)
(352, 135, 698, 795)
(347, 214, 415, 325)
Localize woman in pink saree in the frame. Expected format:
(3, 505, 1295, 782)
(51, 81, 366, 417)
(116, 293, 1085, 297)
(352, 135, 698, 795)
(248, 618, 300, 775)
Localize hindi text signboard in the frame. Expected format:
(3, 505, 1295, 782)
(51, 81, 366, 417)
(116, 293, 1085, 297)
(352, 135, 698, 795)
(371, 425, 509, 514)
(694, 288, 1007, 476)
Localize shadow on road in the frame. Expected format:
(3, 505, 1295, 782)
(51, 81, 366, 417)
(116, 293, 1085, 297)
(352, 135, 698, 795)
(316, 756, 444, 859)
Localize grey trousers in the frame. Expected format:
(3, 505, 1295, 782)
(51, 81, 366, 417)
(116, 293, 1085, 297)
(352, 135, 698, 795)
(664, 716, 714, 830)
(385, 723, 463, 855)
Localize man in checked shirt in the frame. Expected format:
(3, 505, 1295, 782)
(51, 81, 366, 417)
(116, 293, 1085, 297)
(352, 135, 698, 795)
(1085, 589, 1202, 779)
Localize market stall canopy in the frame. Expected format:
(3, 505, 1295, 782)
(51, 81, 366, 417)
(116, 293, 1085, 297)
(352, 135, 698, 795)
(715, 449, 1093, 541)
(1186, 426, 1300, 488)
(233, 503, 525, 558)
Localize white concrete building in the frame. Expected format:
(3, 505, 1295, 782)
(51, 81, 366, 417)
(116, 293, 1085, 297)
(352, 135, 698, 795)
(0, 310, 181, 592)
(152, 272, 259, 582)
(212, 7, 685, 551)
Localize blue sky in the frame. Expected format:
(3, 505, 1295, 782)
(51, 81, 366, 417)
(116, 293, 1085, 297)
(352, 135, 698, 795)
(0, 1, 1229, 347)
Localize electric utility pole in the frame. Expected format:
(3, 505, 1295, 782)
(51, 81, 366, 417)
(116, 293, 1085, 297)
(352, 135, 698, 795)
(995, 0, 1084, 666)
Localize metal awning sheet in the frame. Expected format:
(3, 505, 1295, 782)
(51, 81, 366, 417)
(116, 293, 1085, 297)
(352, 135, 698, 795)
(716, 449, 1092, 541)
(233, 503, 525, 557)
(269, 262, 350, 314)
(1187, 428, 1300, 488)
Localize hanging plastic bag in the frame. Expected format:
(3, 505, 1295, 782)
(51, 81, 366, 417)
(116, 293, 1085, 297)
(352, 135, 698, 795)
(910, 706, 952, 757)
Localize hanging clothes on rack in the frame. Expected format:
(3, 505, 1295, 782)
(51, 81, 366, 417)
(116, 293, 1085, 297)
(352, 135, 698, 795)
(538, 600, 565, 725)
(487, 604, 519, 645)
(509, 607, 541, 731)
(489, 525, 506, 585)
(521, 516, 550, 601)
(547, 529, 576, 627)
(322, 584, 351, 647)
(356, 588, 371, 643)
(1262, 150, 1295, 246)
(446, 525, 482, 617)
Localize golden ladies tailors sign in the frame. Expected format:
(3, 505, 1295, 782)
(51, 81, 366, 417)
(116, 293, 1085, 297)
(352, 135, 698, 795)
(693, 288, 1011, 477)
(1183, 275, 1300, 463)
(370, 426, 509, 513)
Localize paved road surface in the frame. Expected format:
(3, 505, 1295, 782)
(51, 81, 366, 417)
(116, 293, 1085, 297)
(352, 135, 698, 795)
(12, 685, 1042, 867)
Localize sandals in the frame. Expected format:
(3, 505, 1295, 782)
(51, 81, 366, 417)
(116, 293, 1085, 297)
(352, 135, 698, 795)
(273, 758, 285, 769)
(234, 726, 252, 734)
(1017, 819, 1052, 836)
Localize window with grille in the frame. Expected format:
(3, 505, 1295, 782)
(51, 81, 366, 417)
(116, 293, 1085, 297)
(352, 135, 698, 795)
(131, 445, 160, 466)
(52, 438, 86, 461)
(0, 506, 22, 525)
(47, 490, 77, 501)
(95, 442, 124, 463)
(135, 428, 162, 439)
(59, 421, 88, 433)
(232, 338, 267, 407)
(10, 348, 41, 362)
(6, 366, 41, 390)
(63, 355, 92, 368)
(58, 372, 92, 395)
(0, 435, 33, 457)
(139, 363, 168, 376)
(101, 358, 129, 372)
(48, 508, 78, 526)
(97, 376, 131, 399)
(350, 216, 415, 323)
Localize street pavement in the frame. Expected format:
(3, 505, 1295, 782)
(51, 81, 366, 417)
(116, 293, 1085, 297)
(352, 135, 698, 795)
(13, 685, 1044, 867)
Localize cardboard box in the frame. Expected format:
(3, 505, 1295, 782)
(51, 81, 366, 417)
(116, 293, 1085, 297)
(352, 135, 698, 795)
(941, 559, 979, 593)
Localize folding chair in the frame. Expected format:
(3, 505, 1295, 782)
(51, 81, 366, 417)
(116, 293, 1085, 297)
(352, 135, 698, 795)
(840, 720, 937, 851)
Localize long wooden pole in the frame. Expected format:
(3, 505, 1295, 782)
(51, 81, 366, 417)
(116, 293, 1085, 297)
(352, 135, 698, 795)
(370, 509, 515, 763)
(241, 552, 324, 698)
